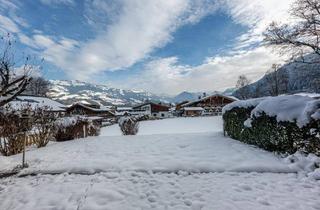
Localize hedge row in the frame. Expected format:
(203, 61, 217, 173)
(223, 106, 320, 155)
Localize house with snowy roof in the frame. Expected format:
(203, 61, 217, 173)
(66, 103, 115, 119)
(181, 93, 238, 116)
(8, 95, 67, 116)
(133, 102, 171, 118)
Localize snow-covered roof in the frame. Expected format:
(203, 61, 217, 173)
(182, 93, 239, 107)
(9, 95, 67, 112)
(183, 107, 205, 111)
(294, 93, 320, 98)
(116, 107, 133, 111)
(69, 103, 113, 113)
(134, 102, 169, 109)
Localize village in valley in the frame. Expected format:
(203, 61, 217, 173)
(1, 0, 320, 210)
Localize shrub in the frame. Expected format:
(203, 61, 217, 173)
(0, 105, 32, 156)
(32, 106, 56, 148)
(54, 117, 100, 141)
(119, 116, 139, 135)
(223, 96, 320, 156)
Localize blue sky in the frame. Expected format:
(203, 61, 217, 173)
(0, 0, 293, 94)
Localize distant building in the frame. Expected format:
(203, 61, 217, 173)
(182, 107, 204, 117)
(181, 93, 238, 116)
(114, 106, 146, 117)
(67, 103, 115, 119)
(9, 95, 67, 116)
(133, 102, 171, 118)
(175, 101, 189, 111)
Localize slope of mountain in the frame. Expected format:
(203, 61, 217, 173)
(171, 91, 199, 103)
(222, 88, 236, 96)
(48, 80, 172, 106)
(233, 59, 320, 99)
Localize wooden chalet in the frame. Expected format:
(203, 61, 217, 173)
(133, 102, 171, 118)
(182, 107, 204, 117)
(175, 101, 189, 111)
(181, 93, 238, 116)
(67, 103, 115, 119)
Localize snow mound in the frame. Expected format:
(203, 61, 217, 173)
(283, 151, 320, 174)
(251, 95, 320, 127)
(222, 97, 265, 114)
(224, 95, 320, 128)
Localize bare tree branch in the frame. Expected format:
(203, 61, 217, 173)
(0, 35, 32, 107)
(264, 0, 320, 63)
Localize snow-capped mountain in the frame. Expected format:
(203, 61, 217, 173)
(48, 80, 233, 106)
(171, 91, 200, 103)
(48, 80, 172, 106)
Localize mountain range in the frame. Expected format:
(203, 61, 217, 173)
(47, 58, 320, 106)
(47, 80, 211, 106)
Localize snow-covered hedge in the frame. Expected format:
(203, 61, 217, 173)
(222, 95, 320, 155)
(54, 117, 100, 141)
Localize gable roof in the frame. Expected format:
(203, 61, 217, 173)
(183, 107, 205, 111)
(67, 103, 115, 115)
(9, 95, 67, 112)
(133, 102, 169, 109)
(182, 93, 239, 107)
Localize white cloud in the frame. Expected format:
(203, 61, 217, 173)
(0, 14, 19, 33)
(13, 0, 296, 94)
(0, 0, 28, 35)
(0, 0, 18, 11)
(39, 0, 75, 6)
(112, 0, 295, 94)
(31, 0, 292, 81)
(21, 0, 219, 80)
(18, 33, 79, 70)
(112, 47, 286, 94)
(223, 0, 294, 48)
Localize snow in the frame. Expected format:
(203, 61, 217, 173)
(9, 96, 66, 111)
(251, 95, 320, 127)
(183, 107, 204, 111)
(0, 117, 308, 175)
(101, 117, 222, 136)
(283, 152, 320, 173)
(54, 116, 80, 127)
(1, 171, 320, 210)
(1, 116, 320, 210)
(295, 92, 320, 98)
(222, 97, 265, 114)
(183, 93, 238, 108)
(224, 95, 320, 128)
(116, 107, 133, 111)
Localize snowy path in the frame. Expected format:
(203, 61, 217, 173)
(1, 117, 320, 210)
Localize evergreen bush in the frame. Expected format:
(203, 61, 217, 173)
(223, 107, 320, 155)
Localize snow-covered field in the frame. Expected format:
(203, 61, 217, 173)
(100, 116, 222, 136)
(1, 117, 320, 210)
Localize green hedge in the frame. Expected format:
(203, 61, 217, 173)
(223, 107, 320, 155)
